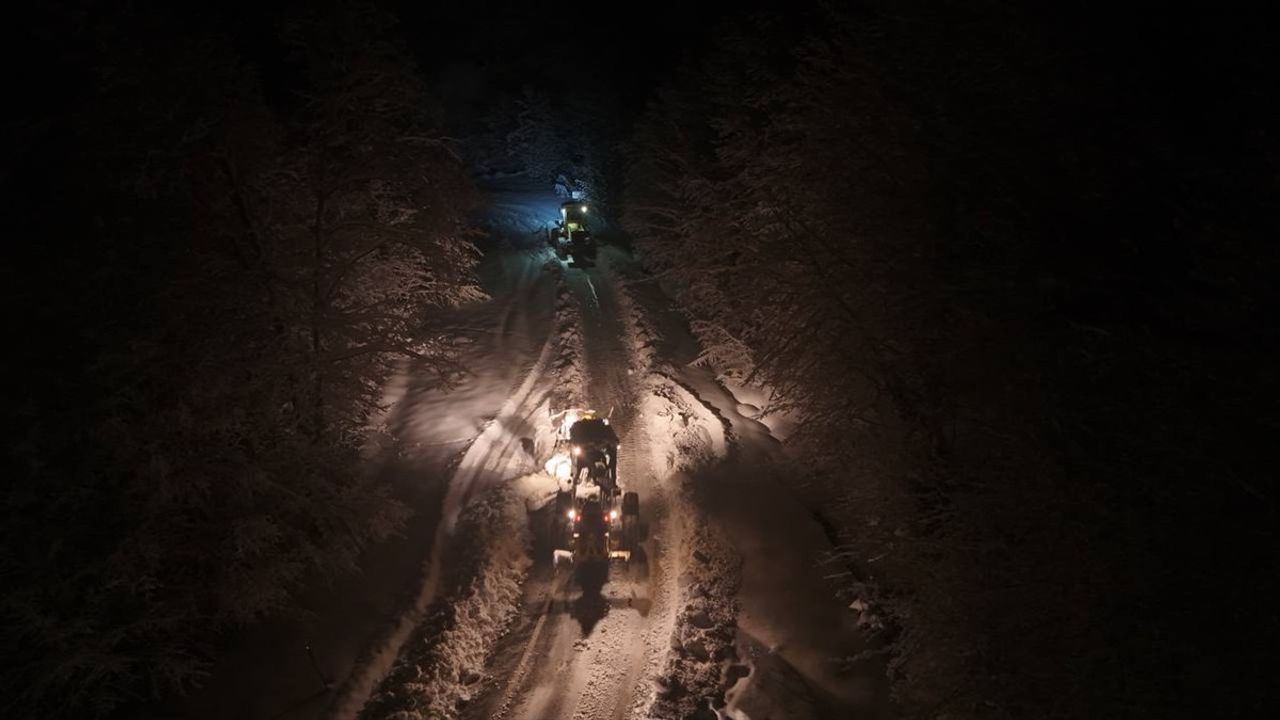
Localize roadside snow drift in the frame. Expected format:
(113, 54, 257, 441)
(550, 277, 587, 410)
(357, 480, 540, 720)
(351, 264, 579, 720)
(610, 269, 747, 720)
(652, 501, 744, 720)
(642, 379, 729, 477)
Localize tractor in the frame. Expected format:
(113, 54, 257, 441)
(550, 408, 639, 565)
(548, 201, 597, 267)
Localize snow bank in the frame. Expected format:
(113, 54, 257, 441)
(640, 381, 739, 718)
(642, 379, 729, 476)
(357, 481, 534, 720)
(610, 255, 746, 719)
(651, 499, 745, 720)
(610, 265, 662, 377)
(550, 270, 587, 410)
(609, 256, 727, 472)
(344, 265, 582, 720)
(717, 378, 798, 444)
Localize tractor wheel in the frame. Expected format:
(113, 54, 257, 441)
(621, 492, 640, 550)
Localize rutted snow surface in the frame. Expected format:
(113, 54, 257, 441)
(550, 274, 587, 410)
(651, 484, 743, 720)
(426, 251, 741, 720)
(336, 266, 573, 720)
(337, 246, 884, 720)
(181, 249, 556, 720)
(357, 477, 550, 720)
(609, 248, 886, 719)
(323, 307, 557, 720)
(615, 274, 745, 720)
(468, 261, 680, 720)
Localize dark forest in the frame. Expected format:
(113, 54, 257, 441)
(3, 2, 1275, 719)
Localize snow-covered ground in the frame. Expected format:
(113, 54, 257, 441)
(473, 170, 563, 243)
(355, 475, 550, 720)
(452, 246, 683, 720)
(370, 241, 887, 720)
(608, 249, 888, 719)
(182, 172, 885, 720)
(431, 244, 885, 720)
(178, 179, 562, 720)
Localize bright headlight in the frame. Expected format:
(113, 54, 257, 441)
(609, 510, 618, 520)
(567, 509, 576, 520)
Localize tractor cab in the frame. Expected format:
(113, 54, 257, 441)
(561, 201, 590, 230)
(568, 416, 619, 499)
(550, 201, 597, 267)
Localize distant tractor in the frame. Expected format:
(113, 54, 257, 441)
(550, 408, 639, 565)
(548, 201, 597, 267)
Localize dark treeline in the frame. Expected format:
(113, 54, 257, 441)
(464, 81, 625, 215)
(2, 2, 482, 717)
(623, 3, 1276, 718)
(395, 0, 730, 223)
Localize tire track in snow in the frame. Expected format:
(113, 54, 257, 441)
(488, 570, 569, 718)
(493, 251, 544, 353)
(457, 253, 717, 720)
(469, 267, 611, 720)
(570, 265, 659, 720)
(520, 260, 676, 720)
(457, 261, 663, 720)
(323, 266, 559, 720)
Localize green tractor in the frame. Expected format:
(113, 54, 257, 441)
(548, 200, 597, 267)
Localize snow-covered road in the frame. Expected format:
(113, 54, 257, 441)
(458, 252, 674, 720)
(325, 249, 561, 720)
(193, 173, 886, 720)
(450, 246, 886, 720)
(615, 250, 889, 719)
(179, 239, 558, 720)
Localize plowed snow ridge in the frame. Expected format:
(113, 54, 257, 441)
(323, 261, 559, 720)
